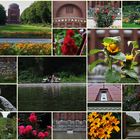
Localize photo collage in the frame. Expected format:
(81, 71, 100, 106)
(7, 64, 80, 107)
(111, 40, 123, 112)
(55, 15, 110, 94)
(0, 0, 140, 139)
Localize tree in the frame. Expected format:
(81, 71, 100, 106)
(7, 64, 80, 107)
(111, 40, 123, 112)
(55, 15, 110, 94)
(20, 1, 51, 24)
(0, 4, 6, 25)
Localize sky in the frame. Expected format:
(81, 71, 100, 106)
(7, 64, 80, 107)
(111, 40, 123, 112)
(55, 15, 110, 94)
(127, 112, 140, 122)
(0, 1, 34, 15)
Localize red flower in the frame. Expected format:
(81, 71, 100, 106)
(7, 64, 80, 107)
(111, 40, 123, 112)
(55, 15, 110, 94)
(32, 130, 38, 136)
(19, 125, 25, 135)
(47, 125, 52, 129)
(38, 132, 45, 139)
(112, 16, 115, 20)
(66, 29, 74, 37)
(25, 125, 33, 134)
(44, 131, 49, 137)
(29, 113, 37, 123)
(63, 35, 75, 46)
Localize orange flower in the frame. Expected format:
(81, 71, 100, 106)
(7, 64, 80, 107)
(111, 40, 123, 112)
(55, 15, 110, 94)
(106, 43, 120, 54)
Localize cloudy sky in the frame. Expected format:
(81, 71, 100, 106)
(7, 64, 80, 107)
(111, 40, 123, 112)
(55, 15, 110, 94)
(0, 1, 34, 15)
(1, 111, 10, 118)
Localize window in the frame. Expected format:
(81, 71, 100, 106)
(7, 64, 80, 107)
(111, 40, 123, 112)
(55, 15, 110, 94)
(66, 5, 73, 13)
(100, 92, 107, 101)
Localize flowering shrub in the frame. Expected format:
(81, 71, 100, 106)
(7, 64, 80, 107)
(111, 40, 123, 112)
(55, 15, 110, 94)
(123, 17, 130, 23)
(54, 29, 86, 55)
(18, 113, 51, 139)
(94, 5, 117, 27)
(134, 19, 140, 24)
(89, 36, 140, 83)
(88, 112, 121, 139)
(0, 43, 51, 55)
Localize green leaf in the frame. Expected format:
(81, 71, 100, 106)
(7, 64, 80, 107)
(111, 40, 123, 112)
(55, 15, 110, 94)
(89, 49, 103, 55)
(128, 41, 139, 48)
(103, 36, 121, 44)
(105, 69, 121, 83)
(89, 59, 104, 71)
(110, 52, 126, 61)
(123, 69, 138, 80)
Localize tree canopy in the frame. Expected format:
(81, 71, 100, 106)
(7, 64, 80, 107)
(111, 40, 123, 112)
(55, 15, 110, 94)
(0, 4, 6, 25)
(20, 1, 51, 24)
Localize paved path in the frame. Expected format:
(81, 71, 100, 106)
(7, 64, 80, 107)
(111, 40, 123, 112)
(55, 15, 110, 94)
(0, 38, 51, 43)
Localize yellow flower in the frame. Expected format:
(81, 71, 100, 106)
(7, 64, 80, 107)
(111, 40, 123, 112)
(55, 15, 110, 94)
(88, 112, 99, 123)
(102, 112, 112, 124)
(106, 43, 120, 54)
(90, 118, 101, 128)
(89, 127, 99, 138)
(126, 54, 134, 61)
(109, 116, 120, 132)
(98, 126, 112, 139)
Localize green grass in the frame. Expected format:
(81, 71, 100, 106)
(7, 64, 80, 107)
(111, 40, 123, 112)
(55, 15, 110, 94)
(0, 24, 51, 32)
(123, 23, 140, 28)
(0, 24, 51, 38)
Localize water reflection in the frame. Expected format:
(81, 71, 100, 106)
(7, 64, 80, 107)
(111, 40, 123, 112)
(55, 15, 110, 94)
(18, 83, 86, 111)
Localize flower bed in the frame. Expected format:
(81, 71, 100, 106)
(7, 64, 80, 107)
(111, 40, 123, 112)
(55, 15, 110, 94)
(88, 112, 121, 139)
(0, 43, 52, 55)
(18, 113, 52, 139)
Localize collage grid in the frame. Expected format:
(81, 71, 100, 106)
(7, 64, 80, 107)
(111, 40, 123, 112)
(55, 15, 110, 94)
(0, 0, 140, 139)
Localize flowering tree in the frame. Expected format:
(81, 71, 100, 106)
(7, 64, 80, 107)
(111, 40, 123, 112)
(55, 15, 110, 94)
(18, 113, 52, 139)
(89, 36, 140, 83)
(54, 29, 86, 55)
(88, 112, 121, 139)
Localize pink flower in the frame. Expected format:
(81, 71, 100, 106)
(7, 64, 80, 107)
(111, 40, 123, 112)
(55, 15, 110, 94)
(29, 113, 37, 123)
(44, 131, 49, 137)
(47, 125, 52, 129)
(38, 132, 45, 139)
(25, 125, 33, 134)
(18, 125, 25, 135)
(32, 130, 38, 136)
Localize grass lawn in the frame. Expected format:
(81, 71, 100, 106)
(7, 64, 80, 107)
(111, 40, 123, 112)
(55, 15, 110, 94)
(0, 24, 51, 38)
(123, 23, 140, 28)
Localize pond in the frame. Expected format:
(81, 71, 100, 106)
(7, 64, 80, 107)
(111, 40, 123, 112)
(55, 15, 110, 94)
(18, 83, 86, 111)
(53, 131, 86, 139)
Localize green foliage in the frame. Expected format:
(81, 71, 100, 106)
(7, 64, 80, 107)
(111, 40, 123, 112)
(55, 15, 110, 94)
(21, 1, 51, 24)
(0, 117, 16, 139)
(0, 4, 6, 25)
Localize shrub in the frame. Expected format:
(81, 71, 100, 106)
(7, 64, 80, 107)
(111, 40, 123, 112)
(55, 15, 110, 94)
(0, 4, 6, 25)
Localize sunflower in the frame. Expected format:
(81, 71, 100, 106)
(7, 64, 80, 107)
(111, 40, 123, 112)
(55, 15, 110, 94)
(90, 118, 101, 128)
(89, 127, 99, 138)
(102, 112, 112, 124)
(88, 112, 99, 123)
(106, 43, 120, 54)
(126, 54, 134, 61)
(109, 116, 120, 132)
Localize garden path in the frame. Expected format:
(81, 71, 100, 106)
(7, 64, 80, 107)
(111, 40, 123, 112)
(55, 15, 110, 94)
(0, 38, 51, 43)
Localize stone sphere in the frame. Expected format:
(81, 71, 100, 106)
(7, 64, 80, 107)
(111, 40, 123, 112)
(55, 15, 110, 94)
(9, 3, 19, 9)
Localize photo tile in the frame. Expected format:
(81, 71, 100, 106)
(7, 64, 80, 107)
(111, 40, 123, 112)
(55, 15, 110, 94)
(88, 83, 122, 112)
(123, 1, 140, 28)
(53, 29, 87, 56)
(0, 1, 52, 55)
(0, 111, 17, 139)
(88, 29, 140, 83)
(53, 112, 86, 139)
(53, 1, 86, 28)
(0, 57, 17, 83)
(18, 112, 52, 139)
(87, 1, 122, 28)
(122, 84, 140, 111)
(123, 112, 140, 139)
(88, 112, 122, 139)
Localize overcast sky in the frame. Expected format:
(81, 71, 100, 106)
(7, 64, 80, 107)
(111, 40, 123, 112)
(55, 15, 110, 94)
(127, 112, 140, 122)
(0, 1, 34, 15)
(1, 112, 10, 118)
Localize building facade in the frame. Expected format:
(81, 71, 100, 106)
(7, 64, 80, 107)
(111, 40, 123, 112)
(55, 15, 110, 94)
(53, 1, 86, 28)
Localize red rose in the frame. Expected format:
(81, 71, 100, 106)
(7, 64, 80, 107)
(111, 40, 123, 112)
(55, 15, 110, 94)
(25, 125, 33, 134)
(38, 132, 45, 139)
(44, 131, 49, 137)
(19, 125, 25, 135)
(32, 130, 38, 136)
(29, 113, 37, 123)
(66, 29, 74, 37)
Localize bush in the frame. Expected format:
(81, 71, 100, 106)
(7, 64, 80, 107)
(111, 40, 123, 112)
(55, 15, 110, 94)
(129, 12, 140, 22)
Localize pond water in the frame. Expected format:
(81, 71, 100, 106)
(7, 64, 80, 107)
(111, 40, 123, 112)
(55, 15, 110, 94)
(18, 83, 86, 111)
(53, 131, 86, 139)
